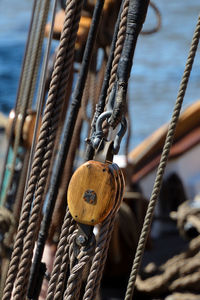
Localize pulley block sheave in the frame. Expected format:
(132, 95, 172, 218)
(67, 160, 125, 225)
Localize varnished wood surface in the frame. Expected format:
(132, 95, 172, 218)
(129, 101, 200, 171)
(67, 160, 117, 225)
(45, 10, 91, 48)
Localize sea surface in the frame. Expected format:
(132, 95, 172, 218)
(0, 0, 200, 151)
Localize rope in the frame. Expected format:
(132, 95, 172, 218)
(1, 0, 49, 208)
(124, 14, 200, 300)
(85, 0, 126, 161)
(28, 1, 104, 289)
(0, 0, 37, 198)
(105, 0, 129, 105)
(63, 235, 96, 300)
(53, 222, 76, 300)
(83, 170, 124, 300)
(136, 237, 200, 296)
(109, 0, 150, 129)
(2, 1, 82, 298)
(46, 210, 75, 300)
(141, 1, 161, 35)
(12, 3, 83, 299)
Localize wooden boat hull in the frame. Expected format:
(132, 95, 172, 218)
(128, 101, 200, 200)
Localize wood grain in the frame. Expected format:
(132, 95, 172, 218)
(67, 160, 117, 225)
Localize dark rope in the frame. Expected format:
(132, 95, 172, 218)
(85, 0, 125, 161)
(109, 0, 150, 129)
(27, 1, 104, 298)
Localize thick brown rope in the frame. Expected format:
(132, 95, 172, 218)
(46, 210, 75, 300)
(52, 222, 77, 300)
(83, 170, 124, 300)
(2, 1, 83, 299)
(124, 14, 200, 300)
(105, 0, 129, 105)
(82, 217, 113, 300)
(63, 235, 96, 300)
(12, 4, 84, 299)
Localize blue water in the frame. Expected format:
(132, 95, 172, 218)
(0, 0, 200, 151)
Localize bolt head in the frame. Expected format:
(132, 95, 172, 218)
(76, 234, 86, 246)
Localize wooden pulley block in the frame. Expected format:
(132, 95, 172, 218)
(111, 163, 125, 213)
(67, 160, 119, 225)
(6, 110, 41, 149)
(6, 109, 15, 139)
(22, 111, 41, 149)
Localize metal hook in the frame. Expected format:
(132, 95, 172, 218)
(92, 111, 112, 148)
(113, 116, 127, 154)
(91, 111, 127, 154)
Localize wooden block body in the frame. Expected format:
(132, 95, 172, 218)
(67, 160, 117, 225)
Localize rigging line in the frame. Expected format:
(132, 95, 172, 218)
(52, 217, 76, 300)
(1, 0, 50, 208)
(124, 13, 200, 300)
(85, 0, 126, 161)
(82, 168, 124, 300)
(15, 0, 42, 116)
(24, 0, 58, 222)
(2, 0, 80, 298)
(105, 0, 130, 105)
(28, 1, 105, 297)
(0, 0, 37, 201)
(25, 0, 60, 296)
(11, 2, 84, 300)
(46, 210, 75, 299)
(141, 1, 161, 35)
(109, 0, 150, 129)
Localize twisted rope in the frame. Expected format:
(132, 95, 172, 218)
(53, 222, 77, 300)
(46, 210, 75, 300)
(83, 170, 124, 300)
(105, 0, 129, 105)
(12, 5, 83, 297)
(2, 1, 83, 299)
(63, 236, 96, 300)
(1, 0, 47, 208)
(124, 14, 200, 300)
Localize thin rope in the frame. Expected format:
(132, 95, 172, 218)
(24, 0, 58, 201)
(2, 1, 82, 298)
(124, 14, 200, 300)
(0, 0, 37, 199)
(1, 0, 49, 208)
(141, 1, 161, 35)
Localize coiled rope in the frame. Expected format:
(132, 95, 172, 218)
(125, 13, 200, 300)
